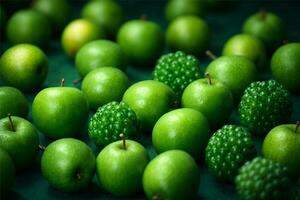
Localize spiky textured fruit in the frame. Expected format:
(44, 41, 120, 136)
(205, 125, 256, 181)
(235, 157, 293, 200)
(153, 51, 201, 98)
(239, 80, 292, 135)
(88, 101, 138, 147)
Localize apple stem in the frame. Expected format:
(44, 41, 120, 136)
(282, 40, 289, 44)
(295, 121, 300, 132)
(73, 78, 83, 85)
(152, 193, 162, 200)
(76, 173, 81, 180)
(60, 78, 65, 87)
(140, 14, 147, 20)
(205, 50, 217, 60)
(7, 113, 15, 132)
(38, 145, 46, 151)
(260, 8, 267, 20)
(205, 72, 212, 85)
(119, 133, 126, 150)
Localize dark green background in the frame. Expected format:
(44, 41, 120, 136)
(0, 0, 300, 199)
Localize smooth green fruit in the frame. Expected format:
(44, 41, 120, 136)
(0, 44, 48, 91)
(61, 19, 106, 57)
(205, 55, 257, 100)
(96, 139, 149, 196)
(222, 34, 267, 70)
(166, 15, 210, 56)
(32, 87, 89, 139)
(263, 123, 300, 177)
(152, 108, 210, 158)
(33, 0, 72, 33)
(0, 148, 15, 199)
(0, 116, 39, 170)
(242, 11, 284, 50)
(117, 19, 164, 67)
(122, 80, 176, 131)
(143, 150, 200, 200)
(6, 9, 51, 47)
(75, 40, 126, 77)
(271, 43, 300, 93)
(165, 0, 204, 21)
(81, 0, 123, 38)
(182, 78, 234, 128)
(41, 138, 95, 192)
(0, 87, 29, 119)
(82, 67, 128, 109)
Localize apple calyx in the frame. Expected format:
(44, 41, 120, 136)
(38, 145, 46, 151)
(7, 113, 16, 132)
(119, 133, 127, 150)
(205, 50, 217, 60)
(152, 193, 163, 200)
(60, 78, 65, 87)
(205, 72, 212, 85)
(295, 121, 300, 133)
(73, 78, 83, 86)
(76, 173, 81, 180)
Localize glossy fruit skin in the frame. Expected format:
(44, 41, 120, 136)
(122, 80, 176, 131)
(6, 9, 51, 47)
(0, 116, 39, 170)
(206, 125, 256, 182)
(239, 80, 293, 135)
(205, 55, 257, 101)
(165, 0, 204, 21)
(75, 40, 126, 77)
(263, 124, 300, 177)
(0, 87, 29, 119)
(41, 138, 95, 192)
(33, 0, 71, 33)
(242, 11, 284, 50)
(0, 44, 48, 91)
(166, 15, 210, 56)
(32, 87, 89, 139)
(88, 101, 138, 147)
(182, 78, 234, 128)
(143, 150, 200, 200)
(81, 0, 123, 38)
(235, 157, 293, 200)
(0, 147, 15, 199)
(82, 67, 129, 109)
(153, 108, 210, 158)
(117, 20, 164, 67)
(61, 19, 106, 57)
(153, 51, 201, 99)
(222, 34, 267, 70)
(96, 140, 149, 196)
(271, 43, 300, 93)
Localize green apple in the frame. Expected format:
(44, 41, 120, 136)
(6, 9, 51, 47)
(242, 11, 284, 50)
(263, 123, 300, 177)
(32, 86, 89, 139)
(0, 44, 48, 91)
(41, 138, 95, 192)
(82, 67, 129, 110)
(143, 150, 200, 200)
(81, 0, 124, 38)
(75, 40, 126, 77)
(182, 76, 234, 128)
(222, 33, 267, 70)
(96, 135, 149, 196)
(152, 108, 210, 158)
(117, 19, 164, 67)
(165, 0, 204, 21)
(166, 15, 210, 56)
(205, 55, 257, 100)
(122, 80, 176, 131)
(61, 19, 106, 57)
(0, 147, 15, 199)
(0, 87, 29, 119)
(0, 115, 39, 170)
(271, 43, 300, 93)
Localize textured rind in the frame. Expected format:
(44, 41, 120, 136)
(239, 80, 292, 135)
(205, 125, 256, 182)
(88, 101, 138, 147)
(235, 157, 293, 200)
(153, 51, 201, 98)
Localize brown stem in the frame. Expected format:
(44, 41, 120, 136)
(152, 193, 162, 200)
(38, 145, 46, 151)
(140, 14, 147, 20)
(205, 50, 217, 60)
(295, 121, 300, 132)
(260, 8, 267, 20)
(73, 78, 83, 85)
(60, 78, 65, 87)
(205, 72, 212, 85)
(282, 40, 289, 44)
(7, 113, 15, 132)
(119, 133, 126, 150)
(76, 173, 81, 180)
